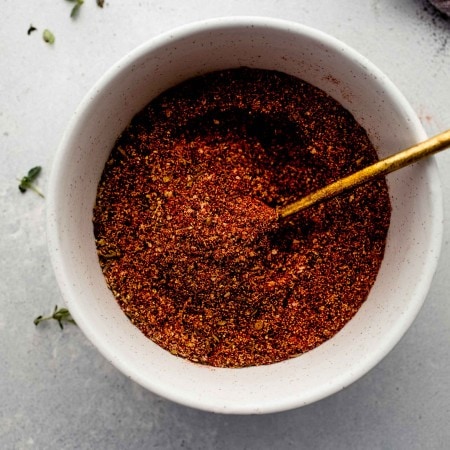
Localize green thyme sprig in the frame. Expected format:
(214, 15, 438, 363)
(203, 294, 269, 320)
(34, 306, 76, 329)
(18, 166, 44, 197)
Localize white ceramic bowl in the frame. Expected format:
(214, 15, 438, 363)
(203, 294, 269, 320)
(47, 17, 443, 414)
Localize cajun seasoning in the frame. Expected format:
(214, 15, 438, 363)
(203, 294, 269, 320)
(93, 68, 391, 368)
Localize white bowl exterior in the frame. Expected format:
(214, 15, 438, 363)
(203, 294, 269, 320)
(47, 17, 443, 414)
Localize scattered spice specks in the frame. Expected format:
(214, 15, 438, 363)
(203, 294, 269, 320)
(417, 0, 450, 52)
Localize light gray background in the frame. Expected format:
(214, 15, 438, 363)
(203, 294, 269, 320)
(1, 1, 449, 449)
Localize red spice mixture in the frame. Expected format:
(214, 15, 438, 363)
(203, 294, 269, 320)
(93, 68, 391, 368)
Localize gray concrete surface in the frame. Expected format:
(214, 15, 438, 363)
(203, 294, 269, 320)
(1, 1, 449, 448)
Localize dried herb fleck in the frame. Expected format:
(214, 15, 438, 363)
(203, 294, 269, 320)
(96, 0, 105, 7)
(34, 306, 76, 329)
(27, 25, 37, 35)
(18, 166, 44, 197)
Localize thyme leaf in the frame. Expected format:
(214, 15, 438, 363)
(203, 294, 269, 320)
(66, 0, 85, 18)
(34, 306, 76, 330)
(18, 166, 44, 197)
(43, 29, 55, 44)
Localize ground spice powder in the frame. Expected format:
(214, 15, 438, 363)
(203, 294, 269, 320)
(93, 68, 391, 368)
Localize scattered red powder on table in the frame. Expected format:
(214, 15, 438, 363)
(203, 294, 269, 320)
(93, 68, 391, 367)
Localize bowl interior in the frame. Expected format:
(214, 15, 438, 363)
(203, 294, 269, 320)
(47, 17, 442, 414)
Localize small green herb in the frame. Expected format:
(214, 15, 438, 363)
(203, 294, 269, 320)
(34, 306, 76, 330)
(27, 25, 37, 35)
(18, 166, 44, 197)
(66, 0, 85, 18)
(43, 29, 55, 44)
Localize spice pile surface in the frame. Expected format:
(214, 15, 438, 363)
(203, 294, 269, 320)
(93, 68, 391, 367)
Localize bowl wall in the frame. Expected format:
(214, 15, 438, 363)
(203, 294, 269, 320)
(47, 17, 443, 414)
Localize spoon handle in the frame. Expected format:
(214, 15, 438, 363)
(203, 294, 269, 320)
(278, 129, 450, 219)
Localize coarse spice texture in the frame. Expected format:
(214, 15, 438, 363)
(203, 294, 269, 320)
(93, 68, 391, 368)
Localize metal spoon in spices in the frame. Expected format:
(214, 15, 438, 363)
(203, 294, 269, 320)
(277, 129, 450, 218)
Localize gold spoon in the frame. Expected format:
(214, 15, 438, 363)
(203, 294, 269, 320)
(277, 129, 450, 219)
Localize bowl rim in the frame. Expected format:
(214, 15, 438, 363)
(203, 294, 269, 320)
(47, 16, 443, 414)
